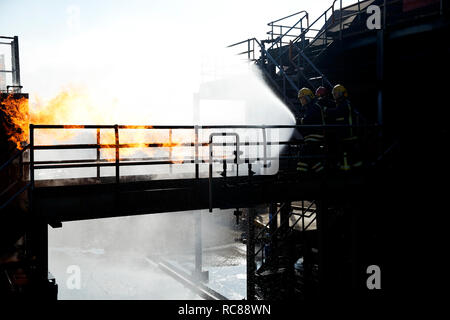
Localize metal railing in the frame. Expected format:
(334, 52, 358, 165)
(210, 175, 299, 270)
(267, 11, 309, 50)
(228, 38, 301, 108)
(254, 200, 317, 265)
(229, 0, 446, 106)
(0, 122, 383, 212)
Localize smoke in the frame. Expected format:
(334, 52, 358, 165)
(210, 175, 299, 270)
(37, 6, 296, 300)
(48, 209, 242, 299)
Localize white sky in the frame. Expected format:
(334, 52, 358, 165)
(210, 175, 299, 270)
(0, 0, 356, 124)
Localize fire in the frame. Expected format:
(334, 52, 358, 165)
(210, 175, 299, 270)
(0, 94, 29, 149)
(1, 88, 189, 163)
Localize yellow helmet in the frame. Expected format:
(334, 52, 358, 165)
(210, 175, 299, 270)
(298, 87, 314, 100)
(332, 84, 348, 99)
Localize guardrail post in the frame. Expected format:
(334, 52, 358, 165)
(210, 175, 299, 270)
(96, 128, 100, 178)
(29, 124, 34, 189)
(208, 136, 214, 212)
(114, 125, 119, 184)
(169, 129, 173, 175)
(262, 127, 268, 169)
(195, 126, 199, 179)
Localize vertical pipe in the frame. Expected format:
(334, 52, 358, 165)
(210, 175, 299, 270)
(114, 125, 119, 184)
(13, 36, 20, 89)
(11, 41, 16, 88)
(96, 128, 100, 178)
(247, 207, 256, 300)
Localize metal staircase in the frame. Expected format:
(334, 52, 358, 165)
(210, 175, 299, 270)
(228, 0, 446, 117)
(227, 1, 377, 111)
(251, 201, 318, 299)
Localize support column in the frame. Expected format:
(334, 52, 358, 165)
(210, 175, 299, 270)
(280, 201, 291, 233)
(316, 199, 329, 298)
(193, 211, 208, 282)
(247, 207, 256, 300)
(37, 219, 48, 282)
(269, 203, 278, 236)
(376, 29, 384, 127)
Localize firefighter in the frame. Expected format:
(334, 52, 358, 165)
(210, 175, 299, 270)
(315, 86, 335, 119)
(296, 88, 326, 174)
(329, 84, 363, 170)
(297, 87, 325, 128)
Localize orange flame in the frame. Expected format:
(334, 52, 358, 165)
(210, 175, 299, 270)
(1, 89, 190, 163)
(0, 94, 29, 149)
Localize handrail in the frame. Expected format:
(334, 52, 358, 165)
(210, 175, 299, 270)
(208, 132, 241, 212)
(255, 200, 317, 261)
(0, 122, 383, 213)
(254, 201, 313, 258)
(267, 11, 309, 51)
(267, 0, 374, 73)
(254, 203, 286, 241)
(254, 38, 299, 93)
(268, 10, 309, 25)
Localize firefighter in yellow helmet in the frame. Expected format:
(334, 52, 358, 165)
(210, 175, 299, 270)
(296, 87, 327, 174)
(297, 87, 315, 107)
(329, 84, 363, 170)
